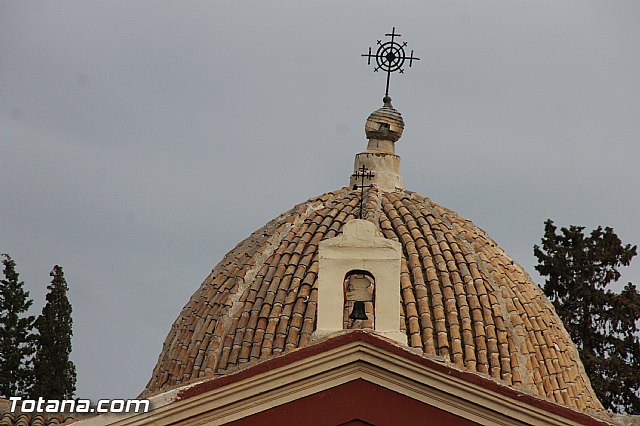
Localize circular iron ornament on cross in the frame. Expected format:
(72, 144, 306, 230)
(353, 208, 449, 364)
(362, 27, 420, 98)
(376, 41, 406, 73)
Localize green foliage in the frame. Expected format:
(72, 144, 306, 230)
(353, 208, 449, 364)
(0, 254, 35, 397)
(32, 265, 77, 400)
(534, 220, 640, 413)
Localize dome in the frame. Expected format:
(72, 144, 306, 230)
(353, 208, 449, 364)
(144, 185, 603, 414)
(143, 98, 604, 416)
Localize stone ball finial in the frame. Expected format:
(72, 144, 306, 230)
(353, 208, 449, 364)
(365, 97, 404, 143)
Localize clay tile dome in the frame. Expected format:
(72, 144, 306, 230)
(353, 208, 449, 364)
(143, 101, 605, 416)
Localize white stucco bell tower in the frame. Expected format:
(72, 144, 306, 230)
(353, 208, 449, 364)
(314, 219, 405, 345)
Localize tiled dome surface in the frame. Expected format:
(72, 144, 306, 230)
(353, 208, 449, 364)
(144, 187, 603, 413)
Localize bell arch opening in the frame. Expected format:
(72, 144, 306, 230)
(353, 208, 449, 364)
(343, 270, 375, 330)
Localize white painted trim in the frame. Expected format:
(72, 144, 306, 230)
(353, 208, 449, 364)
(77, 338, 611, 426)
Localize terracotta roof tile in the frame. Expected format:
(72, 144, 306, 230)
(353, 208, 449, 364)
(0, 400, 89, 426)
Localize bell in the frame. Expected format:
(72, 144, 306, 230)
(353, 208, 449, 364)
(349, 301, 368, 320)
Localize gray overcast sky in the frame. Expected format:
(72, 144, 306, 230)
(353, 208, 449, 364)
(1, 1, 639, 401)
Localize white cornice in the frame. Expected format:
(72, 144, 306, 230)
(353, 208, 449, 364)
(74, 337, 611, 426)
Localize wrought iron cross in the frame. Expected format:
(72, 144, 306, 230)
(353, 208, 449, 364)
(352, 165, 375, 219)
(361, 27, 420, 97)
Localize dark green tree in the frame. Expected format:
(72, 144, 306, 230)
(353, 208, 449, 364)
(32, 265, 76, 399)
(0, 254, 35, 397)
(534, 220, 640, 413)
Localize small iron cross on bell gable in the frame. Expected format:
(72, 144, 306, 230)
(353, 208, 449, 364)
(352, 165, 374, 219)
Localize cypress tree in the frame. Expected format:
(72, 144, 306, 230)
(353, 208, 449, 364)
(0, 254, 35, 397)
(534, 220, 640, 413)
(32, 265, 76, 399)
